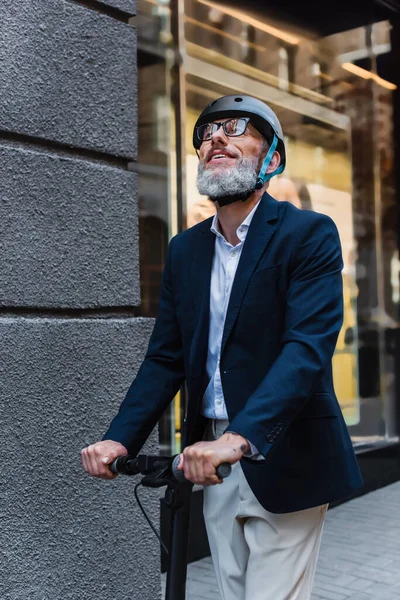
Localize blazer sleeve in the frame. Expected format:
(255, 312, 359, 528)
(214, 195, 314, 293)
(228, 213, 344, 458)
(102, 237, 185, 455)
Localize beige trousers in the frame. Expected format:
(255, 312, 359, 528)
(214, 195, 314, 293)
(203, 419, 327, 600)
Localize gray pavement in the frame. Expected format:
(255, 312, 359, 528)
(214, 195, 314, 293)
(161, 481, 400, 599)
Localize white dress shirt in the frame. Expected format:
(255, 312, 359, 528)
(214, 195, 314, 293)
(201, 201, 262, 458)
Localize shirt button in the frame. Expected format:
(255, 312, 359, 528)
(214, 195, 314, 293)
(217, 400, 222, 405)
(230, 251, 236, 257)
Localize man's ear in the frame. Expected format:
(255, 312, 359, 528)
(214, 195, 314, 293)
(267, 151, 281, 173)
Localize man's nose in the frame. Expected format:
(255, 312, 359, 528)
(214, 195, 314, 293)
(210, 125, 228, 145)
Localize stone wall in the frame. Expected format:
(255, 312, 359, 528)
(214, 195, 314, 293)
(0, 1, 160, 598)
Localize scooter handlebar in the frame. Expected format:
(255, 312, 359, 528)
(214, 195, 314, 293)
(110, 454, 231, 482)
(171, 455, 231, 482)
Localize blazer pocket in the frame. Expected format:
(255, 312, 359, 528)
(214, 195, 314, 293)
(298, 393, 340, 419)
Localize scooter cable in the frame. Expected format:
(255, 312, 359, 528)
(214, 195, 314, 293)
(134, 481, 169, 555)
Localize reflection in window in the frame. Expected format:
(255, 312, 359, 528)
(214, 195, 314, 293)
(136, 0, 182, 455)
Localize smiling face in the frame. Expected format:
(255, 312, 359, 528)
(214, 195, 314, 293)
(198, 118, 266, 172)
(196, 117, 271, 205)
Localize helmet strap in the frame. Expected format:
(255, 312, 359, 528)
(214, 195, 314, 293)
(255, 134, 284, 190)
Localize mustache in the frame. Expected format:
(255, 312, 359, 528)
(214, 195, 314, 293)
(204, 148, 240, 163)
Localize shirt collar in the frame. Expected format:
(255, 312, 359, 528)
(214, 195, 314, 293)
(210, 199, 261, 243)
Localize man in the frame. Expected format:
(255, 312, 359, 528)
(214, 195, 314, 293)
(82, 95, 363, 599)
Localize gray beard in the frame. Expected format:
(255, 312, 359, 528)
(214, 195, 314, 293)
(196, 156, 259, 203)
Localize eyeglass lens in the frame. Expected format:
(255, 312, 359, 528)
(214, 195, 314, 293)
(197, 118, 248, 141)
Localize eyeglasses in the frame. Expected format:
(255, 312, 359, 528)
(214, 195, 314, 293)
(196, 117, 250, 143)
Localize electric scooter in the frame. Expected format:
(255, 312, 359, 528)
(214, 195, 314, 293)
(110, 455, 231, 600)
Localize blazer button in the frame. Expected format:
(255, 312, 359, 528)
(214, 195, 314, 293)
(267, 434, 274, 444)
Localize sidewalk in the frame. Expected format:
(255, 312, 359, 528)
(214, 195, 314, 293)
(161, 481, 400, 599)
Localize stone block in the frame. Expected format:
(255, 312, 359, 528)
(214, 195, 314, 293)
(0, 0, 137, 158)
(0, 317, 160, 600)
(0, 144, 140, 308)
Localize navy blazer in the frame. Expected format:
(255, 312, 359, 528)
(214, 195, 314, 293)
(104, 193, 363, 513)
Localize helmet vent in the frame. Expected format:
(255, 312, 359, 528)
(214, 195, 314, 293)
(234, 97, 243, 102)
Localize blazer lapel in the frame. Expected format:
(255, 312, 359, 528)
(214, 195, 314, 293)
(220, 193, 279, 355)
(189, 218, 215, 369)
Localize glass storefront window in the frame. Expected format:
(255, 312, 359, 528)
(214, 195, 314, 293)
(135, 0, 183, 455)
(137, 0, 399, 453)
(182, 1, 399, 449)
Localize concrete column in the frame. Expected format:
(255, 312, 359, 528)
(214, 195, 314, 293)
(0, 1, 160, 598)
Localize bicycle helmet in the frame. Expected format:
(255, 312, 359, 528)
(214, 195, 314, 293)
(193, 94, 286, 189)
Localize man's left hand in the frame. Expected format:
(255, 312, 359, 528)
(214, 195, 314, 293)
(178, 433, 250, 485)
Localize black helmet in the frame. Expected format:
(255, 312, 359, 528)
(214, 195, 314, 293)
(193, 94, 286, 170)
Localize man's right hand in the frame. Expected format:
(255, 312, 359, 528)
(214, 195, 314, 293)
(81, 440, 128, 480)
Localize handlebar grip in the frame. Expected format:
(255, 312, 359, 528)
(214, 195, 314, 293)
(171, 455, 232, 482)
(109, 456, 137, 475)
(215, 462, 232, 479)
(109, 457, 122, 474)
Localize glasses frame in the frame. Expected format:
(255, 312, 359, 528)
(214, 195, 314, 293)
(196, 117, 251, 144)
